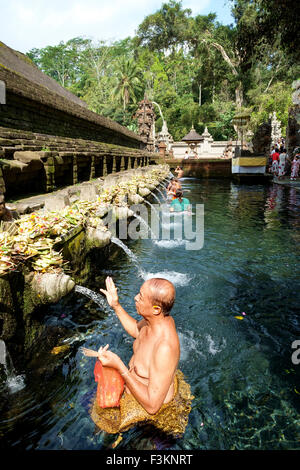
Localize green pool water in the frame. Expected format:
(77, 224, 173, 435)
(0, 178, 299, 450)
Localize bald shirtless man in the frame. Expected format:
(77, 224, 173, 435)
(83, 276, 180, 415)
(175, 166, 184, 179)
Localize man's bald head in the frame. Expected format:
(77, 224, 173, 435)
(144, 278, 176, 316)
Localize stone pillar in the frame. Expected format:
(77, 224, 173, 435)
(120, 156, 126, 172)
(0, 165, 6, 194)
(112, 155, 117, 173)
(103, 155, 108, 177)
(90, 154, 95, 180)
(158, 142, 166, 159)
(123, 156, 129, 171)
(201, 127, 213, 154)
(130, 157, 135, 169)
(72, 154, 78, 185)
(45, 156, 56, 191)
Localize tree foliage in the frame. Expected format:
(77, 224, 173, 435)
(26, 0, 299, 140)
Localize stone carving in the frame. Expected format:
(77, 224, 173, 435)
(269, 111, 282, 148)
(156, 121, 174, 152)
(252, 121, 272, 156)
(286, 80, 300, 156)
(134, 97, 156, 152)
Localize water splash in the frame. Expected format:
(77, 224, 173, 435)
(154, 240, 185, 249)
(156, 187, 167, 200)
(0, 339, 25, 393)
(74, 285, 109, 312)
(206, 334, 227, 356)
(132, 213, 157, 239)
(111, 236, 140, 265)
(158, 181, 167, 190)
(150, 191, 161, 205)
(140, 270, 192, 287)
(178, 331, 206, 362)
(143, 199, 160, 222)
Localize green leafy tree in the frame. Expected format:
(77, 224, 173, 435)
(135, 0, 192, 53)
(111, 57, 143, 111)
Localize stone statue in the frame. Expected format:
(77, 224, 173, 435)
(270, 111, 282, 148)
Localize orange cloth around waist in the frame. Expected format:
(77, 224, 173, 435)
(89, 370, 194, 437)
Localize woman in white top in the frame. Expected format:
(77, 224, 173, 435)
(278, 149, 287, 179)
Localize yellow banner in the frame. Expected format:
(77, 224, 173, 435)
(232, 157, 267, 166)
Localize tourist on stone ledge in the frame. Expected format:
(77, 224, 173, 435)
(278, 148, 287, 179)
(81, 277, 193, 438)
(271, 148, 280, 176)
(290, 149, 300, 181)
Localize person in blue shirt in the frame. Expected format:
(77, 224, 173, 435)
(170, 190, 191, 213)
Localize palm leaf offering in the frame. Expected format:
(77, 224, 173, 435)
(0, 166, 168, 276)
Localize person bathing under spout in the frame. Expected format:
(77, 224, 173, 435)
(82, 277, 193, 436)
(170, 190, 191, 214)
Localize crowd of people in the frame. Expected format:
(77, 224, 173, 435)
(268, 143, 300, 181)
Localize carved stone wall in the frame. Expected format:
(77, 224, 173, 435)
(134, 98, 156, 152)
(286, 80, 300, 156)
(0, 126, 156, 199)
(251, 121, 272, 156)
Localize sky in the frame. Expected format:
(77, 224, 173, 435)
(1, 0, 234, 54)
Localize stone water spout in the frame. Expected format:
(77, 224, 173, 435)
(30, 272, 75, 305)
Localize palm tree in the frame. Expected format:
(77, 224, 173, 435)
(111, 57, 142, 111)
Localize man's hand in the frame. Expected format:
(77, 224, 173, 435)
(98, 344, 122, 370)
(100, 276, 119, 308)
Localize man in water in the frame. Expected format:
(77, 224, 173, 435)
(166, 178, 182, 199)
(97, 277, 180, 414)
(82, 277, 193, 436)
(175, 166, 184, 178)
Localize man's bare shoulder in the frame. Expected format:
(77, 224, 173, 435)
(137, 318, 147, 332)
(152, 338, 180, 370)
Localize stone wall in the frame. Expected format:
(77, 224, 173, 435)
(286, 80, 300, 156)
(0, 164, 169, 371)
(0, 42, 145, 149)
(164, 157, 232, 178)
(0, 126, 157, 199)
(0, 89, 143, 148)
